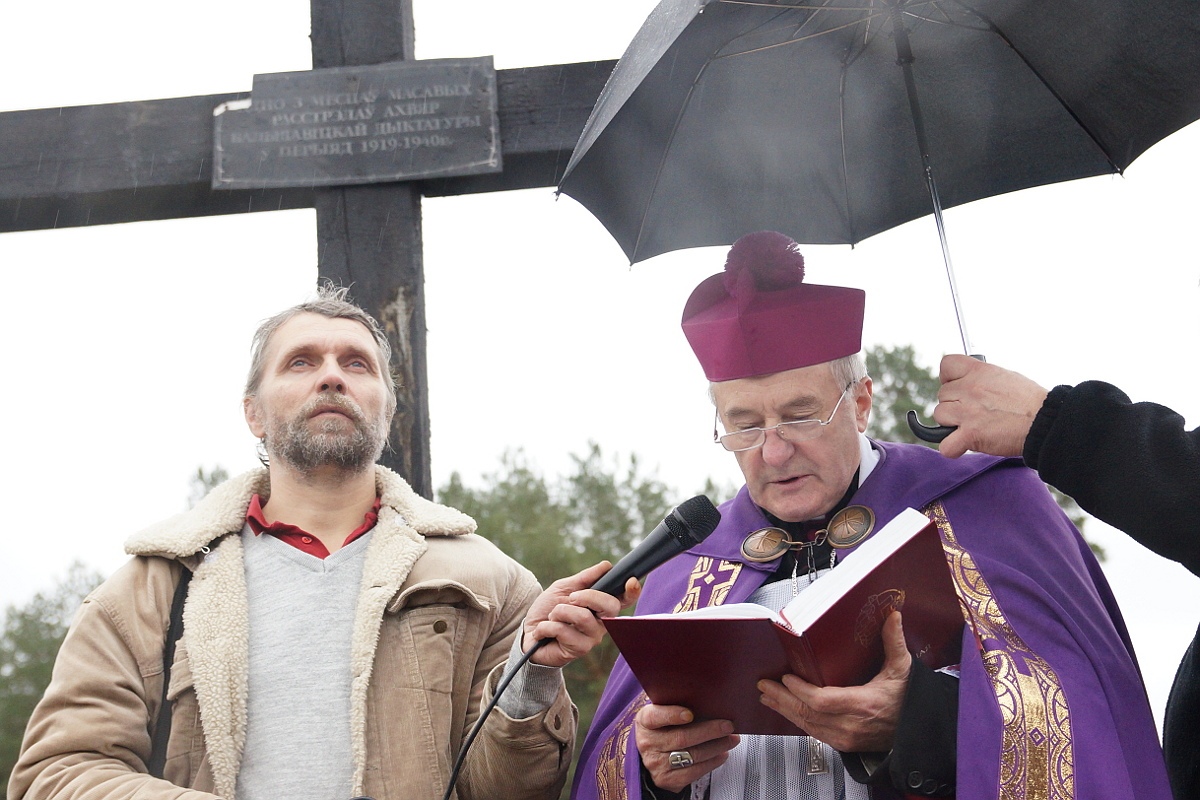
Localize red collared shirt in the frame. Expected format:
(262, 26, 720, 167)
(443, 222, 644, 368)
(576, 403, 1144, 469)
(245, 494, 381, 559)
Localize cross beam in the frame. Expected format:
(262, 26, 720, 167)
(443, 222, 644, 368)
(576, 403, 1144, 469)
(0, 0, 617, 498)
(0, 61, 615, 233)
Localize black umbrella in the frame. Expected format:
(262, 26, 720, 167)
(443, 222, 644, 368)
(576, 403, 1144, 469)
(559, 0, 1200, 353)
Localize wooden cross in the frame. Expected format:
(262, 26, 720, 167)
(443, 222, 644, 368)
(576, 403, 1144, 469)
(0, 0, 616, 498)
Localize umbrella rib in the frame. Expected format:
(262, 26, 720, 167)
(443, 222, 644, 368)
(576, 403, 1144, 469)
(838, 67, 858, 243)
(902, 7, 989, 31)
(714, 0, 945, 59)
(947, 0, 1124, 172)
(785, 0, 842, 45)
(721, 0, 891, 9)
(710, 11, 892, 58)
(632, 63, 715, 260)
(709, 0, 902, 242)
(633, 2, 855, 257)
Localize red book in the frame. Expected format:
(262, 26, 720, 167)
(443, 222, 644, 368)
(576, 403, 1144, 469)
(602, 508, 964, 736)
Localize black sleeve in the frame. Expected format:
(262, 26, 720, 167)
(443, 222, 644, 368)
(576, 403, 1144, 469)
(843, 659, 957, 797)
(1024, 381, 1200, 575)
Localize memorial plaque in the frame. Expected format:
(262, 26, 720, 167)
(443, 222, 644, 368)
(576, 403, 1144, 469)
(213, 57, 500, 189)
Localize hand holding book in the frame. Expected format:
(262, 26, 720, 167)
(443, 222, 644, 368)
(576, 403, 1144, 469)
(757, 609, 912, 751)
(632, 612, 911, 792)
(635, 705, 740, 793)
(602, 508, 964, 736)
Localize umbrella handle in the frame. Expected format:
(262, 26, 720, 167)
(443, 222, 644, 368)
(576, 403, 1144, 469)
(906, 410, 955, 443)
(905, 354, 988, 443)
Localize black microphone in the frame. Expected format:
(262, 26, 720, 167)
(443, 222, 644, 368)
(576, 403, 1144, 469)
(590, 495, 722, 597)
(440, 495, 721, 800)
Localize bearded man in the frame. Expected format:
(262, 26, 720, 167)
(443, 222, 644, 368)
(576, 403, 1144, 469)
(9, 286, 623, 800)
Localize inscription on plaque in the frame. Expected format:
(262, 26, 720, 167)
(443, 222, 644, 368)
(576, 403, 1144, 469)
(213, 57, 501, 189)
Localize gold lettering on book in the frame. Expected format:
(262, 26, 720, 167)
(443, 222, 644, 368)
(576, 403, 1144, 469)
(854, 588, 905, 648)
(927, 501, 1073, 800)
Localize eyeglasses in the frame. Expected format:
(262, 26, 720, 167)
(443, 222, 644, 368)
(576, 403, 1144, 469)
(713, 384, 853, 452)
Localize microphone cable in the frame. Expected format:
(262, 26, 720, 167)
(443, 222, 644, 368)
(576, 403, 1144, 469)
(441, 638, 550, 800)
(439, 495, 718, 800)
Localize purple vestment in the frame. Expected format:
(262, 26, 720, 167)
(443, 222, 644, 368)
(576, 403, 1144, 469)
(572, 441, 1170, 800)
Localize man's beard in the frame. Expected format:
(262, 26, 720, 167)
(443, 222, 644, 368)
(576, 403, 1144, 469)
(265, 393, 388, 474)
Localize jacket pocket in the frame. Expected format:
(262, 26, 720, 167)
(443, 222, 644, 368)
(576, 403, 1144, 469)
(368, 602, 486, 780)
(388, 604, 472, 695)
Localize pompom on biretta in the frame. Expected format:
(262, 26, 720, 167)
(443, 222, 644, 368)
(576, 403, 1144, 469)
(682, 230, 865, 381)
(722, 230, 806, 297)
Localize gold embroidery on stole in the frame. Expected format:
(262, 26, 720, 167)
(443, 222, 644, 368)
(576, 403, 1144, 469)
(595, 693, 650, 800)
(928, 501, 1073, 800)
(596, 557, 744, 798)
(673, 557, 743, 614)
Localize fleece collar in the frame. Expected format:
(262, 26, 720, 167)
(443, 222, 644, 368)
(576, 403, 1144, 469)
(124, 465, 476, 559)
(121, 464, 476, 798)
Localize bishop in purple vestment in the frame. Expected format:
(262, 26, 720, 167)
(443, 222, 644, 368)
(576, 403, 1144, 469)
(572, 233, 1169, 800)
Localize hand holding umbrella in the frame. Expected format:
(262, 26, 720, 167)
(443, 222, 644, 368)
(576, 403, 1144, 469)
(932, 354, 1049, 457)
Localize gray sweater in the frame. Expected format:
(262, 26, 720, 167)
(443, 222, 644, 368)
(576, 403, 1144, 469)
(235, 527, 369, 800)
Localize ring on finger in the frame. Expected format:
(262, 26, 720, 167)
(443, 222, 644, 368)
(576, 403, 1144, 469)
(668, 750, 694, 770)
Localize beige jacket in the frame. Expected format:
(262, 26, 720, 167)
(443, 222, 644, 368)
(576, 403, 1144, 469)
(8, 466, 575, 800)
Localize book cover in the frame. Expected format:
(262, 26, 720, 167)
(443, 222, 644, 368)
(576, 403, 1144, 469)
(601, 508, 965, 736)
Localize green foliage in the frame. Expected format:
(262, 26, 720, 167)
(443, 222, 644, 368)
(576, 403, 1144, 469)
(439, 451, 576, 585)
(698, 475, 740, 508)
(865, 344, 941, 446)
(1048, 486, 1103, 560)
(0, 562, 104, 781)
(188, 465, 230, 509)
(0, 469, 222, 782)
(566, 444, 673, 570)
(439, 443, 705, 798)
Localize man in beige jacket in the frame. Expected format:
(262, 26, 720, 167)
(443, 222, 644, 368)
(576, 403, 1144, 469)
(9, 286, 627, 800)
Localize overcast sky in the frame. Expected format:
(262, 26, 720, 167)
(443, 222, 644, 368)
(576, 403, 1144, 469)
(1, 0, 1197, 730)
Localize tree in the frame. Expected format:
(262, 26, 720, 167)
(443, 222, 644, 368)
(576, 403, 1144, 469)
(865, 344, 943, 446)
(440, 451, 577, 583)
(0, 562, 105, 780)
(187, 465, 230, 509)
(0, 467, 230, 782)
(866, 345, 1100, 559)
(439, 443, 694, 798)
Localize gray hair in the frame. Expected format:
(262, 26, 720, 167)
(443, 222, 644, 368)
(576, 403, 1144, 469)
(707, 353, 870, 405)
(244, 283, 398, 412)
(829, 353, 869, 390)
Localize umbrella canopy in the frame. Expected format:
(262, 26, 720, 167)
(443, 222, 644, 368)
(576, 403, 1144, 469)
(558, 0, 1200, 265)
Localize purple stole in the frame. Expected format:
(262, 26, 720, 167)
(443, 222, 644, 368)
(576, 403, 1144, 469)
(572, 440, 1171, 800)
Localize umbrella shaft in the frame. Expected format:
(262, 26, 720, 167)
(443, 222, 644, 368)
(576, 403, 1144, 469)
(928, 179, 974, 356)
(890, 3, 975, 356)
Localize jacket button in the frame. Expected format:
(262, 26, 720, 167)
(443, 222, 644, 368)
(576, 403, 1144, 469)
(922, 778, 938, 794)
(433, 620, 448, 633)
(907, 771, 924, 789)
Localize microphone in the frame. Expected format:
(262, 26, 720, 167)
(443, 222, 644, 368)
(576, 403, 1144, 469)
(440, 495, 721, 800)
(590, 495, 722, 597)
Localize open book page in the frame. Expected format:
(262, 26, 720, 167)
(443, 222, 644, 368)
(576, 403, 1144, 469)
(780, 507, 931, 632)
(600, 506, 961, 732)
(625, 602, 785, 625)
